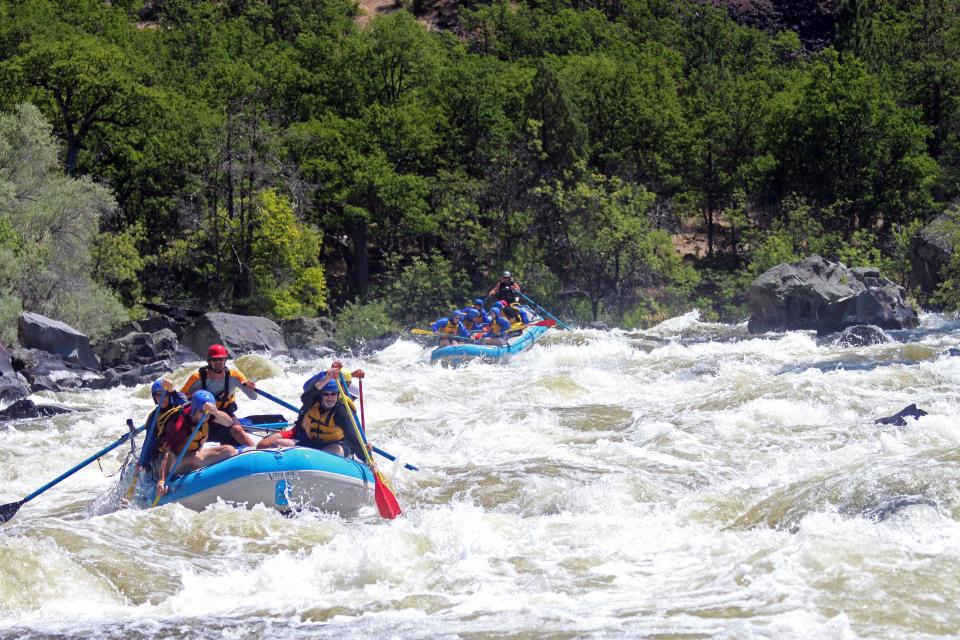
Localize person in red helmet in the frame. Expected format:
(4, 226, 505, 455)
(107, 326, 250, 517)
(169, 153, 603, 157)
(180, 344, 257, 448)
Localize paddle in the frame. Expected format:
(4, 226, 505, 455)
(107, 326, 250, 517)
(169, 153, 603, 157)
(410, 328, 485, 342)
(151, 413, 208, 507)
(517, 291, 573, 330)
(256, 388, 418, 471)
(0, 423, 148, 524)
(336, 375, 401, 519)
(125, 392, 166, 500)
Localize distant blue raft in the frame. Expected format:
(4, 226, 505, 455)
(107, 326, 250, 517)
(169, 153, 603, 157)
(430, 321, 553, 366)
(132, 447, 375, 515)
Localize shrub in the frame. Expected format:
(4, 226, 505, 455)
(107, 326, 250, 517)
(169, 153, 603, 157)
(333, 300, 397, 348)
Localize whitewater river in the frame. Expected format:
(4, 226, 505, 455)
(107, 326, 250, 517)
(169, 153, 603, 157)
(3, 311, 960, 639)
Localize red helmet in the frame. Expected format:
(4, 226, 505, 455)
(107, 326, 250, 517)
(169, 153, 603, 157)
(207, 344, 229, 359)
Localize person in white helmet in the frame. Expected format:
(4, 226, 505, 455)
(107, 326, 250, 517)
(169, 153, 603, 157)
(489, 270, 520, 305)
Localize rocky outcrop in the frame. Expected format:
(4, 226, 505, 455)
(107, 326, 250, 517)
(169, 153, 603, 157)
(909, 206, 960, 298)
(82, 361, 173, 390)
(181, 312, 288, 357)
(94, 328, 178, 369)
(748, 255, 919, 334)
(11, 347, 97, 391)
(707, 0, 837, 50)
(17, 312, 99, 371)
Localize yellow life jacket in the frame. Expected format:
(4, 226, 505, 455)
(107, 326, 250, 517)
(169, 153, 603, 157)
(440, 321, 459, 336)
(301, 402, 345, 443)
(509, 321, 526, 332)
(157, 406, 208, 453)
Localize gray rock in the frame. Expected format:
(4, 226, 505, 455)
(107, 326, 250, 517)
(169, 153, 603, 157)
(353, 331, 400, 355)
(0, 399, 74, 421)
(182, 312, 288, 356)
(82, 360, 173, 390)
(17, 312, 99, 371)
(0, 343, 29, 402)
(280, 317, 334, 349)
(748, 255, 918, 334)
(94, 329, 178, 368)
(909, 205, 960, 297)
(11, 347, 93, 390)
(834, 325, 891, 348)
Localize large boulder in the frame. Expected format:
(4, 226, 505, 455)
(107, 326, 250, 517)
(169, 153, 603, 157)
(909, 206, 960, 297)
(280, 316, 334, 349)
(17, 312, 99, 371)
(181, 312, 288, 357)
(748, 255, 918, 334)
(94, 329, 178, 369)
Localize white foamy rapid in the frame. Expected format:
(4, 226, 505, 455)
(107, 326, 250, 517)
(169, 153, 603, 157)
(3, 313, 960, 639)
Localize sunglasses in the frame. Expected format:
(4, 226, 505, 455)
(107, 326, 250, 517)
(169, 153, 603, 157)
(321, 391, 339, 396)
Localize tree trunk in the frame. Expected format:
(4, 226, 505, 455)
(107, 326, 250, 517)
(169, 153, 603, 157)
(348, 218, 369, 300)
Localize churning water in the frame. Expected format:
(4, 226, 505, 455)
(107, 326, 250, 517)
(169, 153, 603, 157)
(3, 311, 960, 639)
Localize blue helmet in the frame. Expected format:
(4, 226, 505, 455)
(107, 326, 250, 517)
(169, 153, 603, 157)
(490, 306, 501, 315)
(151, 379, 165, 396)
(321, 380, 339, 393)
(191, 389, 215, 412)
(474, 298, 484, 306)
(465, 308, 480, 319)
(453, 310, 465, 318)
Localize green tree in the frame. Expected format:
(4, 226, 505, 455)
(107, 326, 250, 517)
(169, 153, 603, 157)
(247, 189, 327, 319)
(0, 103, 127, 338)
(538, 174, 696, 320)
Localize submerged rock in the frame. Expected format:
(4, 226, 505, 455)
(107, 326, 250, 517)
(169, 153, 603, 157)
(834, 324, 891, 347)
(875, 403, 928, 427)
(0, 398, 74, 421)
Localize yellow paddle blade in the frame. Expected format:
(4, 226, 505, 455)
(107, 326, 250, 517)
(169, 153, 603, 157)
(410, 328, 436, 335)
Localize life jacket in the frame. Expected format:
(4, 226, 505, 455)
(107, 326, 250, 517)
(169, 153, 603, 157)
(488, 316, 510, 336)
(440, 321, 460, 336)
(497, 280, 518, 302)
(199, 366, 237, 414)
(157, 406, 208, 454)
(299, 400, 345, 443)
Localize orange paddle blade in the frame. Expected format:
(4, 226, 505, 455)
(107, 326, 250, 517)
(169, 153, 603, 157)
(374, 470, 402, 519)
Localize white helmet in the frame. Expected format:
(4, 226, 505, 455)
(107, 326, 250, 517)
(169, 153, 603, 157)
(502, 271, 511, 278)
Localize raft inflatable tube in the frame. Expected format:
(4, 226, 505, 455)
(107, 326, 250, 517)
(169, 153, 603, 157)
(135, 447, 375, 515)
(430, 323, 551, 366)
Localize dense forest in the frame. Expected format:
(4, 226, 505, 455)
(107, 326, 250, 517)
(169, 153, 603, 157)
(0, 0, 958, 342)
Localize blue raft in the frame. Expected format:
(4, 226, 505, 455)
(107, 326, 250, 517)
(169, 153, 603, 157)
(132, 447, 375, 515)
(430, 322, 552, 366)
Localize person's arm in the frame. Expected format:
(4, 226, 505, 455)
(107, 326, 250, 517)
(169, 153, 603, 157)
(233, 371, 257, 399)
(156, 450, 175, 496)
(205, 403, 236, 427)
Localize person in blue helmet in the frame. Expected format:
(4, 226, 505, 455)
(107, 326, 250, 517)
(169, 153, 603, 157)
(480, 305, 511, 345)
(471, 298, 489, 318)
(256, 364, 369, 459)
(430, 310, 471, 346)
(154, 390, 240, 496)
(150, 378, 187, 410)
(464, 308, 486, 333)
